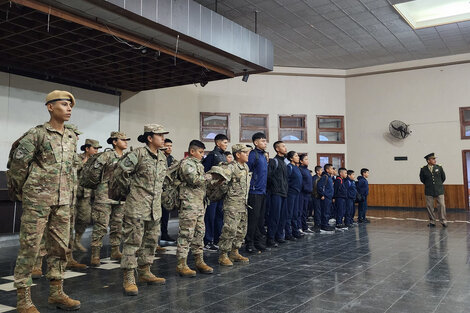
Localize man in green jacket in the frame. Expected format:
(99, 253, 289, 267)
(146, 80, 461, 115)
(419, 153, 447, 227)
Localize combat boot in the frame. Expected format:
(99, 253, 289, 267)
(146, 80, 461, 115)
(194, 254, 213, 274)
(48, 280, 81, 310)
(137, 265, 166, 285)
(90, 246, 101, 267)
(66, 252, 87, 270)
(73, 233, 87, 252)
(17, 287, 39, 313)
(229, 249, 249, 264)
(123, 269, 138, 296)
(110, 246, 122, 260)
(176, 258, 196, 277)
(218, 253, 233, 267)
(31, 257, 42, 279)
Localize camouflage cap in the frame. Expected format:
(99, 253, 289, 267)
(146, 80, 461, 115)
(107, 131, 130, 144)
(81, 139, 102, 151)
(66, 124, 82, 135)
(232, 143, 251, 154)
(208, 165, 231, 181)
(144, 124, 169, 135)
(45, 90, 75, 108)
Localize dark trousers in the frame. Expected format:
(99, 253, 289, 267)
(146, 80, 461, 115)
(204, 200, 224, 245)
(345, 199, 355, 225)
(246, 194, 266, 247)
(160, 208, 169, 236)
(286, 192, 300, 238)
(331, 201, 337, 221)
(299, 193, 310, 231)
(267, 194, 287, 240)
(320, 198, 332, 228)
(335, 198, 346, 225)
(358, 196, 368, 221)
(312, 197, 321, 226)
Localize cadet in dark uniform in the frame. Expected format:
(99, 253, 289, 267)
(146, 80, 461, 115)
(419, 153, 447, 227)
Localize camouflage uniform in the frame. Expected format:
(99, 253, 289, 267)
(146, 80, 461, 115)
(218, 160, 251, 254)
(10, 122, 76, 288)
(176, 157, 207, 259)
(91, 150, 124, 248)
(115, 146, 167, 269)
(75, 153, 93, 237)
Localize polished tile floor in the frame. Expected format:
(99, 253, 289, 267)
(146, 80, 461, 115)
(1, 208, 470, 313)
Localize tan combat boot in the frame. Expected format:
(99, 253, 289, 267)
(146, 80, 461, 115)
(123, 269, 138, 296)
(137, 264, 166, 285)
(218, 253, 233, 267)
(156, 245, 166, 253)
(176, 258, 196, 277)
(90, 246, 101, 267)
(66, 252, 87, 270)
(31, 257, 42, 279)
(194, 254, 213, 274)
(73, 233, 87, 252)
(17, 287, 39, 313)
(110, 246, 122, 260)
(48, 280, 81, 310)
(229, 249, 249, 263)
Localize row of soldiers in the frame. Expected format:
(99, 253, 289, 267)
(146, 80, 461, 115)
(7, 91, 253, 312)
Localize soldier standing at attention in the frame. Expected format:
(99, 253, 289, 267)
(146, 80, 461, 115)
(114, 124, 168, 296)
(9, 90, 81, 312)
(176, 140, 215, 277)
(420, 153, 447, 227)
(160, 138, 176, 244)
(218, 144, 252, 267)
(89, 132, 130, 266)
(74, 139, 101, 252)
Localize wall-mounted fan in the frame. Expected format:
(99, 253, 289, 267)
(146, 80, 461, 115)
(389, 120, 411, 139)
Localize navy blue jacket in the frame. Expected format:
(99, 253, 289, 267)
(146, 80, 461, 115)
(317, 173, 334, 200)
(267, 155, 288, 197)
(287, 163, 302, 194)
(356, 176, 369, 197)
(202, 146, 227, 172)
(299, 165, 313, 194)
(334, 177, 347, 199)
(345, 177, 357, 200)
(247, 148, 268, 195)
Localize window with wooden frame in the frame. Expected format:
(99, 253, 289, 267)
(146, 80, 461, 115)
(317, 153, 345, 169)
(460, 107, 470, 139)
(278, 115, 307, 143)
(200, 112, 230, 142)
(239, 114, 269, 143)
(316, 115, 345, 144)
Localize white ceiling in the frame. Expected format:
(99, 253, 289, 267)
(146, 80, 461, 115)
(193, 0, 470, 69)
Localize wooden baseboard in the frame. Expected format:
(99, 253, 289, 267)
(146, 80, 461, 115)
(368, 184, 467, 209)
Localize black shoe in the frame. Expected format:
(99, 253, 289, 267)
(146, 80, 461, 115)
(266, 238, 278, 248)
(276, 238, 286, 244)
(160, 234, 175, 242)
(336, 224, 348, 230)
(312, 226, 321, 233)
(285, 236, 297, 241)
(364, 218, 371, 223)
(293, 233, 302, 239)
(321, 225, 335, 232)
(357, 219, 364, 223)
(245, 245, 256, 254)
(255, 244, 267, 252)
(303, 228, 315, 234)
(428, 223, 436, 227)
(345, 224, 353, 228)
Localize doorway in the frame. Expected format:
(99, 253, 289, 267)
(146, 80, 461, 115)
(462, 150, 470, 210)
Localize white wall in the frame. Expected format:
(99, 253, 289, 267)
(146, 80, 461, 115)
(0, 72, 120, 170)
(346, 63, 470, 185)
(120, 73, 347, 161)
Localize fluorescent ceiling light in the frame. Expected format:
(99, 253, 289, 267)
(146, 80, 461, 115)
(393, 0, 470, 29)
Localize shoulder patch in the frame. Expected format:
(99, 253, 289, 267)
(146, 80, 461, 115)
(123, 153, 138, 168)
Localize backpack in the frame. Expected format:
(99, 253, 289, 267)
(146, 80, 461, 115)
(161, 160, 184, 211)
(312, 175, 321, 199)
(79, 150, 110, 190)
(6, 125, 45, 201)
(205, 164, 231, 202)
(107, 149, 134, 202)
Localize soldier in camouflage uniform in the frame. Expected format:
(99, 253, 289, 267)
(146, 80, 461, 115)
(218, 144, 252, 267)
(73, 139, 101, 252)
(113, 124, 168, 296)
(90, 132, 130, 266)
(176, 140, 216, 277)
(9, 90, 80, 312)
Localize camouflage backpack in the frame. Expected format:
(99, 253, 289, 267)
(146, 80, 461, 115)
(108, 149, 135, 202)
(79, 151, 106, 190)
(6, 125, 45, 202)
(161, 160, 184, 211)
(205, 164, 231, 202)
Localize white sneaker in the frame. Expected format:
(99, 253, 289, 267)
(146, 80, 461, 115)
(328, 218, 336, 226)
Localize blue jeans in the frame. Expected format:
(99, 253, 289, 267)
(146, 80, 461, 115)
(312, 197, 321, 227)
(335, 198, 346, 225)
(320, 198, 332, 228)
(204, 200, 224, 245)
(358, 196, 368, 220)
(267, 194, 287, 240)
(286, 192, 300, 237)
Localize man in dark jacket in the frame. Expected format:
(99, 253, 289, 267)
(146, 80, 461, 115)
(334, 168, 348, 229)
(311, 166, 323, 232)
(202, 134, 228, 250)
(419, 153, 447, 227)
(266, 141, 288, 247)
(357, 168, 370, 223)
(245, 132, 268, 253)
(317, 164, 335, 232)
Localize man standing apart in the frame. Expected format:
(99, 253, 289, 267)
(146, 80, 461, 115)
(420, 153, 447, 227)
(9, 90, 80, 312)
(160, 138, 176, 243)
